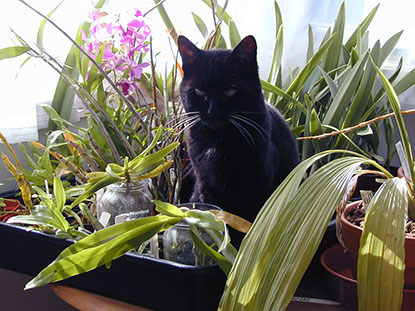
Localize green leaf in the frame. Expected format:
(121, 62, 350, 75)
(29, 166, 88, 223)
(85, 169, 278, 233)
(379, 30, 403, 66)
(153, 200, 185, 218)
(358, 178, 407, 311)
(190, 226, 232, 275)
(306, 25, 314, 62)
(267, 26, 283, 86)
(345, 4, 379, 51)
(394, 68, 415, 96)
(200, 0, 232, 24)
(219, 151, 373, 310)
(301, 95, 325, 160)
(136, 127, 163, 158)
(0, 46, 30, 60)
(318, 67, 338, 97)
(191, 12, 208, 39)
(19, 143, 37, 170)
(228, 20, 241, 49)
(7, 214, 58, 228)
(343, 41, 379, 128)
(78, 202, 103, 231)
(276, 34, 336, 111)
(323, 52, 369, 126)
(129, 142, 179, 174)
(48, 0, 107, 131)
(26, 215, 180, 289)
(356, 125, 373, 136)
(37, 1, 62, 52)
(185, 210, 225, 233)
(260, 80, 306, 114)
(273, 0, 283, 36)
(71, 175, 116, 208)
(323, 2, 345, 74)
(53, 177, 66, 213)
(373, 59, 414, 183)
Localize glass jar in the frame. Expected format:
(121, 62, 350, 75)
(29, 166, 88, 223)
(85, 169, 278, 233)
(162, 203, 221, 266)
(96, 180, 153, 226)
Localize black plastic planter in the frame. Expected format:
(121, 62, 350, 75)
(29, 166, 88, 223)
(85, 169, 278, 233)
(0, 222, 226, 311)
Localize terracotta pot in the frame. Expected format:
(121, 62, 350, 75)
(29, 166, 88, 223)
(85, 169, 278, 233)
(0, 199, 20, 222)
(341, 200, 415, 289)
(321, 244, 415, 310)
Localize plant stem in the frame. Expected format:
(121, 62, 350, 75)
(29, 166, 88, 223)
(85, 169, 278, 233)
(17, 0, 150, 137)
(299, 109, 415, 141)
(152, 0, 178, 44)
(41, 49, 135, 160)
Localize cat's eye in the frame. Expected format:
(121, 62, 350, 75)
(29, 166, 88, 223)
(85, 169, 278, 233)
(224, 88, 237, 97)
(194, 88, 206, 97)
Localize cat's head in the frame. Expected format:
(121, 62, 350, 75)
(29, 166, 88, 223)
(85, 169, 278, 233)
(178, 35, 263, 130)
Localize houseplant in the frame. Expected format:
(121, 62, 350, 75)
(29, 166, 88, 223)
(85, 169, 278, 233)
(1, 1, 415, 310)
(22, 64, 414, 311)
(265, 2, 415, 170)
(0, 1, 237, 309)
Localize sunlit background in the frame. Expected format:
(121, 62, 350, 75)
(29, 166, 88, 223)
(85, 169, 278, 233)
(0, 0, 414, 143)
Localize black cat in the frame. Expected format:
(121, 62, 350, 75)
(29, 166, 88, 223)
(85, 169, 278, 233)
(178, 35, 299, 245)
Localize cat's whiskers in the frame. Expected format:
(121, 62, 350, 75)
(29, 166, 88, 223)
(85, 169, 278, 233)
(171, 113, 200, 132)
(166, 111, 200, 127)
(229, 119, 256, 149)
(173, 116, 201, 142)
(231, 114, 269, 141)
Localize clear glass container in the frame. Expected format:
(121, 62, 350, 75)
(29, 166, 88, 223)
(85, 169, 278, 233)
(96, 180, 152, 226)
(162, 203, 221, 266)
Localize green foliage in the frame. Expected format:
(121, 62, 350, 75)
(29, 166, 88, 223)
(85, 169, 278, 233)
(357, 178, 407, 311)
(48, 0, 107, 130)
(262, 3, 413, 169)
(3, 2, 415, 311)
(71, 128, 179, 207)
(350, 62, 415, 310)
(0, 46, 30, 60)
(219, 151, 377, 310)
(7, 177, 88, 240)
(25, 200, 235, 289)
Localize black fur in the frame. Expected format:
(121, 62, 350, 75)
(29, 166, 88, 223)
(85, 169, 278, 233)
(178, 35, 299, 245)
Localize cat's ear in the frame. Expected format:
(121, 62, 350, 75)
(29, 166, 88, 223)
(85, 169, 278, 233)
(178, 36, 202, 67)
(230, 35, 257, 68)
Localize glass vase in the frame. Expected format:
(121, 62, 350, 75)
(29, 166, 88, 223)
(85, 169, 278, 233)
(96, 180, 152, 226)
(162, 203, 221, 266)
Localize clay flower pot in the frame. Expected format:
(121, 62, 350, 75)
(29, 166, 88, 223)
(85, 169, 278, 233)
(0, 199, 20, 222)
(321, 244, 415, 311)
(341, 200, 415, 289)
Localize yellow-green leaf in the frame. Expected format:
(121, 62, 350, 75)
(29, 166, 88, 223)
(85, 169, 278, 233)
(358, 178, 407, 311)
(0, 46, 30, 60)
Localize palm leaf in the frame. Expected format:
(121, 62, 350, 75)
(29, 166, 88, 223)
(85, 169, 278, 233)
(219, 151, 375, 310)
(358, 177, 407, 311)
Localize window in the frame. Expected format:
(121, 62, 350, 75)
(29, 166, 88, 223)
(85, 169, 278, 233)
(0, 0, 414, 143)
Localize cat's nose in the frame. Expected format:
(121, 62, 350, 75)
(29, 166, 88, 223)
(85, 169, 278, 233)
(208, 99, 219, 114)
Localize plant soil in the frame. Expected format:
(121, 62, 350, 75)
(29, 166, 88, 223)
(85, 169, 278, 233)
(346, 201, 415, 235)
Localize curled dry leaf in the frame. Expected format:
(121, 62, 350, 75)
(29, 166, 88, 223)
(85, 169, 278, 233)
(209, 209, 252, 233)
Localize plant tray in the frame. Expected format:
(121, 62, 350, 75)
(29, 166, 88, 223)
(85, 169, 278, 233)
(0, 222, 226, 311)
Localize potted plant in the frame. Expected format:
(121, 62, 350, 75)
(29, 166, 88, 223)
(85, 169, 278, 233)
(0, 1, 236, 310)
(2, 1, 415, 310)
(20, 62, 414, 311)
